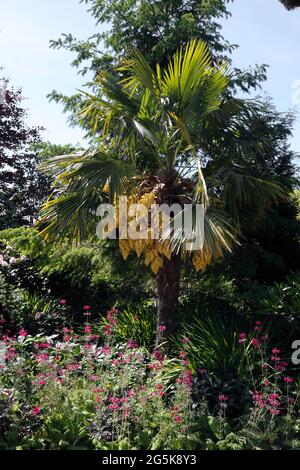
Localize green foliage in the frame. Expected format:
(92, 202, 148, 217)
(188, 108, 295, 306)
(0, 227, 154, 324)
(100, 302, 156, 347)
(175, 311, 247, 378)
(0, 78, 48, 230)
(256, 274, 300, 319)
(48, 0, 267, 126)
(0, 273, 25, 324)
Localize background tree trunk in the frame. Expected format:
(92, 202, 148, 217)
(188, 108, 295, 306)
(156, 253, 181, 347)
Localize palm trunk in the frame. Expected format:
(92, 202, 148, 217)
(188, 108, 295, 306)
(156, 253, 181, 347)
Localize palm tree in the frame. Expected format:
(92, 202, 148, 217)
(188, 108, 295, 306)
(280, 0, 300, 9)
(37, 40, 284, 346)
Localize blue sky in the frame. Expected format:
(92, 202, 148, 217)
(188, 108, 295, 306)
(0, 0, 300, 152)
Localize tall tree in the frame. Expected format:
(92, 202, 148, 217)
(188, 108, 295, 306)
(38, 41, 283, 345)
(0, 77, 48, 229)
(49, 0, 267, 124)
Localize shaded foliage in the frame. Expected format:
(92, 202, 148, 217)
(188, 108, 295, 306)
(0, 77, 46, 229)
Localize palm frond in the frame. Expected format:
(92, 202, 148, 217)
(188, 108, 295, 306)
(220, 167, 286, 228)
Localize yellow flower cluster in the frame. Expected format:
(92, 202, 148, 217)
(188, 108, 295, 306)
(117, 192, 170, 274)
(192, 250, 212, 272)
(116, 191, 216, 274)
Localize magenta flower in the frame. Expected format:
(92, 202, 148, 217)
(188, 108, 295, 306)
(218, 394, 229, 402)
(18, 328, 28, 337)
(272, 348, 280, 355)
(59, 299, 67, 305)
(238, 332, 247, 343)
(32, 406, 41, 416)
(252, 392, 266, 408)
(158, 325, 166, 332)
(251, 338, 261, 348)
(101, 345, 111, 356)
(284, 376, 294, 384)
(182, 337, 190, 344)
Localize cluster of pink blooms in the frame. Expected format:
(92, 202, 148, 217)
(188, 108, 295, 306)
(251, 390, 283, 415)
(170, 405, 182, 427)
(101, 308, 118, 336)
(1, 310, 297, 428)
(238, 321, 269, 348)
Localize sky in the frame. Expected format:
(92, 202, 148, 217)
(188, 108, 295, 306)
(0, 0, 300, 152)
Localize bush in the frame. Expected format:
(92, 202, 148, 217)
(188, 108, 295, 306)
(0, 227, 155, 324)
(0, 315, 299, 450)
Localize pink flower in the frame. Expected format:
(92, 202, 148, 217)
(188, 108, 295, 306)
(89, 375, 98, 382)
(83, 305, 91, 311)
(127, 340, 138, 349)
(238, 332, 247, 344)
(274, 362, 287, 372)
(284, 376, 294, 384)
(271, 355, 281, 362)
(182, 337, 190, 344)
(218, 394, 229, 402)
(18, 328, 28, 337)
(269, 408, 280, 416)
(263, 379, 270, 387)
(153, 349, 165, 362)
(34, 353, 49, 363)
(251, 338, 261, 348)
(179, 351, 187, 359)
(106, 309, 117, 326)
(32, 406, 41, 416)
(252, 392, 266, 408)
(62, 327, 71, 333)
(255, 321, 262, 326)
(127, 389, 135, 398)
(59, 299, 67, 305)
(182, 369, 193, 388)
(84, 325, 92, 334)
(101, 345, 111, 356)
(268, 393, 280, 407)
(158, 325, 166, 332)
(104, 324, 111, 336)
(174, 415, 181, 424)
(272, 348, 280, 355)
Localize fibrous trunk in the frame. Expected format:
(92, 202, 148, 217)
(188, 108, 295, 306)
(156, 252, 181, 347)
